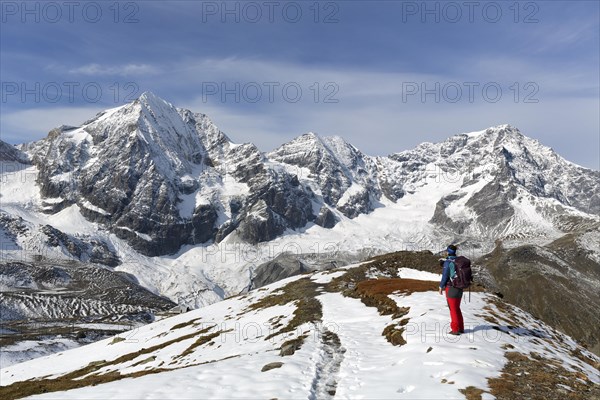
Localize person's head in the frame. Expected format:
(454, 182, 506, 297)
(447, 244, 458, 256)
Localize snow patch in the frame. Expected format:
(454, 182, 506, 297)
(81, 200, 110, 216)
(116, 226, 152, 241)
(398, 268, 442, 281)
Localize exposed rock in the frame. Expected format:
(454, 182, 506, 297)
(18, 97, 600, 258)
(40, 225, 119, 267)
(0, 140, 30, 163)
(251, 253, 311, 289)
(315, 206, 337, 228)
(261, 362, 283, 372)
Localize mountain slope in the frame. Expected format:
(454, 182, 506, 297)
(1, 256, 598, 400)
(20, 92, 316, 255)
(478, 230, 600, 355)
(391, 125, 599, 241)
(268, 133, 390, 219)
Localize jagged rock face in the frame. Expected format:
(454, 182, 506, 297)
(25, 95, 218, 255)
(40, 225, 119, 267)
(0, 141, 30, 163)
(220, 143, 316, 244)
(268, 133, 353, 206)
(23, 93, 317, 255)
(250, 253, 310, 289)
(315, 206, 337, 229)
(0, 213, 29, 240)
(268, 133, 392, 218)
(0, 260, 175, 321)
(389, 125, 600, 239)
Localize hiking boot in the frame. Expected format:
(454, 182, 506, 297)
(449, 331, 461, 336)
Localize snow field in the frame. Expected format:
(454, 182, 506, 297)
(2, 267, 597, 399)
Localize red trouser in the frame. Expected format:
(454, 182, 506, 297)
(445, 287, 464, 333)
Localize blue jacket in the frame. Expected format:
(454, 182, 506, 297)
(439, 256, 456, 289)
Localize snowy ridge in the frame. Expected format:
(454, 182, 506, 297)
(9, 96, 600, 255)
(1, 262, 598, 399)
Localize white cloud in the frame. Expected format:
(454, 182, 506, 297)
(528, 18, 599, 53)
(68, 63, 161, 77)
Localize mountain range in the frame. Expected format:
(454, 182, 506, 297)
(1, 92, 599, 365)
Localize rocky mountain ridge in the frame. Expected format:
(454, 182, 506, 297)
(6, 92, 597, 259)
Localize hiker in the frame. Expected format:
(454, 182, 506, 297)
(439, 245, 472, 335)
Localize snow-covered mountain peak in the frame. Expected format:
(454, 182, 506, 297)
(135, 92, 187, 129)
(269, 131, 364, 170)
(137, 90, 171, 107)
(321, 135, 363, 163)
(393, 123, 564, 173)
(484, 123, 519, 134)
(465, 123, 512, 136)
(456, 124, 583, 174)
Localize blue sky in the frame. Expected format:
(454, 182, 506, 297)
(1, 0, 598, 169)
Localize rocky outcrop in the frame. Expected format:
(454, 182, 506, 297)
(0, 140, 29, 163)
(23, 93, 318, 255)
(40, 225, 119, 267)
(251, 253, 311, 289)
(268, 133, 387, 219)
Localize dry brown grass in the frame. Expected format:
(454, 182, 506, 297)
(0, 352, 246, 400)
(248, 277, 320, 312)
(130, 356, 156, 367)
(353, 278, 435, 319)
(382, 324, 406, 346)
(570, 348, 600, 371)
(459, 386, 485, 400)
(357, 278, 439, 296)
(170, 317, 202, 330)
(108, 336, 126, 345)
(0, 324, 220, 400)
(248, 277, 323, 340)
(334, 276, 440, 347)
(488, 352, 600, 400)
(482, 306, 517, 326)
(364, 250, 441, 274)
(279, 335, 308, 356)
(325, 265, 443, 347)
(178, 329, 223, 358)
(324, 264, 368, 294)
(0, 362, 171, 400)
